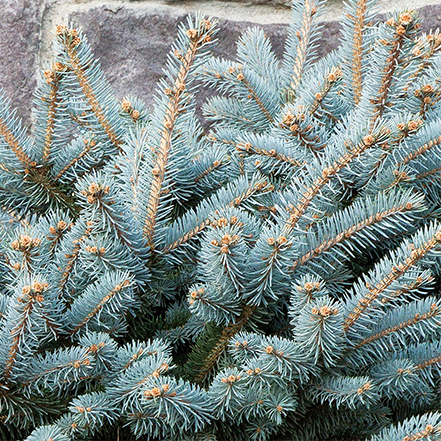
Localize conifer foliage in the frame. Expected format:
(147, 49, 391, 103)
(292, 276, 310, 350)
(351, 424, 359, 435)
(3, 1, 441, 440)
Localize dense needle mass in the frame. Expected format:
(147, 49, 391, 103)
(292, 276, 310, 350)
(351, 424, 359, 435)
(1, 2, 441, 441)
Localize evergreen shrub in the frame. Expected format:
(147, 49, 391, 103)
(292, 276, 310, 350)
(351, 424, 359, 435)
(2, 1, 441, 440)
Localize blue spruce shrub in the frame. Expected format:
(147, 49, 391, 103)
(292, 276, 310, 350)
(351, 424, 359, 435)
(1, 2, 441, 440)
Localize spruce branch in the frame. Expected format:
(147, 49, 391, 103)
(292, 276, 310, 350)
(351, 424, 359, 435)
(40, 69, 60, 163)
(370, 413, 441, 441)
(23, 166, 78, 214)
(194, 160, 224, 183)
(282, 0, 323, 99)
(237, 73, 274, 124)
(411, 32, 441, 79)
(368, 11, 420, 125)
(415, 165, 441, 183)
(160, 177, 271, 255)
(285, 129, 388, 232)
(66, 271, 136, 335)
(235, 27, 280, 124)
(284, 120, 327, 153)
(341, 0, 377, 105)
(310, 376, 380, 410)
(53, 138, 97, 181)
(289, 189, 425, 271)
(143, 19, 215, 251)
(236, 140, 304, 168)
(349, 0, 367, 104)
(2, 300, 35, 381)
(193, 305, 255, 384)
(1, 277, 55, 381)
(397, 132, 441, 167)
(57, 220, 94, 294)
(57, 27, 124, 152)
(20, 346, 95, 394)
(343, 223, 441, 333)
(0, 114, 32, 167)
(415, 353, 441, 372)
(307, 65, 343, 116)
(352, 298, 441, 351)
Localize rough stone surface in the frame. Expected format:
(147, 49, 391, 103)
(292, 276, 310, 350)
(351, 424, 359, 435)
(3, 1, 441, 127)
(127, 0, 292, 9)
(416, 3, 441, 32)
(66, 6, 282, 109)
(0, 0, 42, 123)
(65, 4, 342, 114)
(68, 5, 186, 107)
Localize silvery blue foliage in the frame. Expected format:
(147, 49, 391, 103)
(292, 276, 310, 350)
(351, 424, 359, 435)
(0, 2, 441, 441)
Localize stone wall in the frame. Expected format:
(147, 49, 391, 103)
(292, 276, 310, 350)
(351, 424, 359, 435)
(4, 0, 441, 124)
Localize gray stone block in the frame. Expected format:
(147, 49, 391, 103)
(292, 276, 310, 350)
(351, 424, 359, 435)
(65, 4, 343, 118)
(67, 5, 187, 109)
(0, 0, 42, 124)
(415, 3, 441, 33)
(3, 1, 441, 127)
